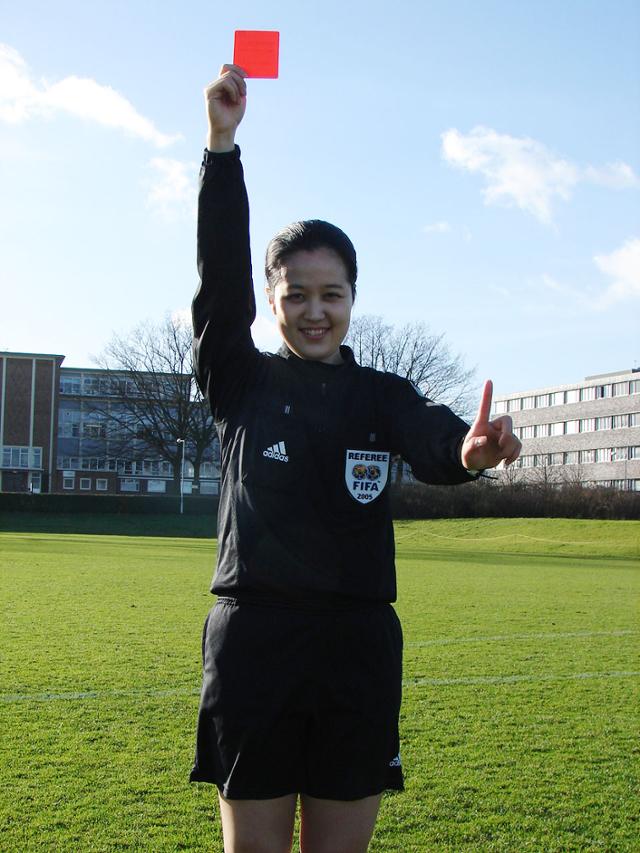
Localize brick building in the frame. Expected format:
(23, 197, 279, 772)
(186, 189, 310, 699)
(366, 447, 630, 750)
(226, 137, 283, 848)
(0, 351, 220, 495)
(0, 352, 63, 493)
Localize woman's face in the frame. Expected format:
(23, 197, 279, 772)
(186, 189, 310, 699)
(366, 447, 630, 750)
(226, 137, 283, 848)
(267, 247, 354, 365)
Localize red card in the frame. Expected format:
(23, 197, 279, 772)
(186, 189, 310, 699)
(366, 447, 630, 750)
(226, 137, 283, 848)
(233, 30, 280, 78)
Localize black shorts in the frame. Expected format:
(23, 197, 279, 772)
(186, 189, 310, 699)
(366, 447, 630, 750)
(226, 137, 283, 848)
(189, 597, 404, 800)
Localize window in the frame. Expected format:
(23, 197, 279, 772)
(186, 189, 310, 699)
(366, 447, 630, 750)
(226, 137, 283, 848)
(550, 453, 563, 466)
(613, 381, 628, 396)
(80, 478, 91, 490)
(147, 479, 167, 493)
(565, 420, 580, 435)
(521, 425, 535, 439)
(565, 389, 580, 404)
(82, 377, 102, 396)
(581, 419, 596, 433)
(630, 413, 640, 427)
(96, 479, 108, 491)
(535, 394, 549, 408)
(613, 415, 628, 429)
(120, 478, 140, 492)
(550, 391, 565, 406)
(535, 423, 550, 438)
(200, 481, 219, 495)
(522, 396, 535, 410)
(630, 447, 640, 460)
(494, 400, 508, 414)
(520, 455, 534, 468)
(595, 416, 611, 431)
(550, 422, 564, 436)
(612, 447, 628, 461)
(63, 476, 75, 489)
(60, 377, 81, 395)
(507, 398, 521, 413)
(29, 473, 42, 493)
(580, 449, 596, 464)
(580, 386, 596, 402)
(631, 380, 640, 395)
(1, 446, 42, 469)
(564, 451, 579, 465)
(83, 423, 106, 438)
(596, 384, 612, 399)
(595, 448, 612, 463)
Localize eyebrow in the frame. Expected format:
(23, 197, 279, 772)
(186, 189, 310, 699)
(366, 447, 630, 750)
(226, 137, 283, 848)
(284, 282, 347, 290)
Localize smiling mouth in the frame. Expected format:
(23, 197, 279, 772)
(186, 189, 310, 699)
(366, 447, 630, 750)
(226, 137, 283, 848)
(300, 328, 329, 339)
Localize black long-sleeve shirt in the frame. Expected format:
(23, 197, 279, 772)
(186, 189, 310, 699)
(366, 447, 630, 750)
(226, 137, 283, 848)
(192, 146, 475, 605)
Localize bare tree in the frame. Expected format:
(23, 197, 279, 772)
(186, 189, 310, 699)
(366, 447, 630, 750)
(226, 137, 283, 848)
(348, 315, 476, 418)
(92, 314, 218, 492)
(347, 315, 477, 482)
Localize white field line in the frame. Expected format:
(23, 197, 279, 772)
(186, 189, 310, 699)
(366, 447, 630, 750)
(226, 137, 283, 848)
(2, 669, 639, 703)
(405, 671, 640, 687)
(407, 629, 638, 647)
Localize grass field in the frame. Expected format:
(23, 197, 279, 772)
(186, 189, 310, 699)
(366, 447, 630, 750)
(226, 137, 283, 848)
(0, 518, 638, 852)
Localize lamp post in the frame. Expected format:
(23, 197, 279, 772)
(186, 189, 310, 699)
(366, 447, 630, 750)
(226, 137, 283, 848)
(177, 438, 185, 515)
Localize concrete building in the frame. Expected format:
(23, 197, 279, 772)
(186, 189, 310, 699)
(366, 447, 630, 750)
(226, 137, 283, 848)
(492, 368, 640, 490)
(1, 351, 220, 495)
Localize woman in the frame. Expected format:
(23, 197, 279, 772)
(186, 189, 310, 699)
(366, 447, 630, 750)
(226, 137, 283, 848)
(189, 64, 520, 853)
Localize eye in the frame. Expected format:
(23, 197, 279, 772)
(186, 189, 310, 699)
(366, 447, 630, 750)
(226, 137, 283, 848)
(284, 293, 304, 302)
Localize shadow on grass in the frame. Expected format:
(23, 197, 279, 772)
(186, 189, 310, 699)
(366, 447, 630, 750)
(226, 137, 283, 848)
(0, 512, 216, 538)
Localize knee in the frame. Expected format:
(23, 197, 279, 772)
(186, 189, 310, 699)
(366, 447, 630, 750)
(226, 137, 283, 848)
(224, 838, 292, 853)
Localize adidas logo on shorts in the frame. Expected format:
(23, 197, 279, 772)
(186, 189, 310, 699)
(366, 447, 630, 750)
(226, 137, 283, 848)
(263, 441, 289, 462)
(389, 754, 402, 768)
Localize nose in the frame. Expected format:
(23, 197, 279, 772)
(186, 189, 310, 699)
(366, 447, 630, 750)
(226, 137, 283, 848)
(303, 298, 325, 322)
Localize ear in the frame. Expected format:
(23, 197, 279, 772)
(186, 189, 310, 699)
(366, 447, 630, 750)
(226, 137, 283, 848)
(265, 286, 276, 315)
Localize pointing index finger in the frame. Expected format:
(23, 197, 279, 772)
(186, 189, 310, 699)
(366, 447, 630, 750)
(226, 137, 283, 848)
(474, 379, 493, 426)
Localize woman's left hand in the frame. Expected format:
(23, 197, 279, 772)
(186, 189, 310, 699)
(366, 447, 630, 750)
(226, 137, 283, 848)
(460, 380, 522, 471)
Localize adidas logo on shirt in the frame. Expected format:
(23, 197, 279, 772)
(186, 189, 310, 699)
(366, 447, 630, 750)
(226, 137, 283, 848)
(263, 441, 289, 462)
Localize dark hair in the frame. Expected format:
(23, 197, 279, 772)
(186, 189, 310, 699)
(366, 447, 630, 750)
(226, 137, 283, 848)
(265, 220, 357, 298)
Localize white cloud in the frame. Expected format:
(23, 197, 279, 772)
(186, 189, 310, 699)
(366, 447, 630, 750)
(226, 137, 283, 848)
(0, 43, 179, 147)
(423, 221, 452, 234)
(593, 238, 640, 307)
(584, 162, 640, 190)
(441, 126, 638, 225)
(147, 158, 197, 220)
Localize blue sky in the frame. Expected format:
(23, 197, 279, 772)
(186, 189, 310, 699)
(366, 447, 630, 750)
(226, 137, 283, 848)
(1, 0, 638, 398)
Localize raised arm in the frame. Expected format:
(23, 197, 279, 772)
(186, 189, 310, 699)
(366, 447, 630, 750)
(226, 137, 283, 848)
(192, 64, 259, 413)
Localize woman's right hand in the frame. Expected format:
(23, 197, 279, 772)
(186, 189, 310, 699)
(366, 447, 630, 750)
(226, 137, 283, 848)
(204, 64, 247, 152)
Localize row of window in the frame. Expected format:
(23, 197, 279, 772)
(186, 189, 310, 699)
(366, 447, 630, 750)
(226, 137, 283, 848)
(63, 476, 109, 491)
(514, 412, 640, 439)
(514, 446, 640, 468)
(60, 375, 183, 398)
(494, 378, 640, 414)
(2, 446, 42, 470)
(57, 456, 218, 478)
(61, 475, 219, 495)
(593, 480, 640, 491)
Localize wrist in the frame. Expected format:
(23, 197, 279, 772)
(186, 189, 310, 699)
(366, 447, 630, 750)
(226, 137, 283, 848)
(207, 130, 236, 152)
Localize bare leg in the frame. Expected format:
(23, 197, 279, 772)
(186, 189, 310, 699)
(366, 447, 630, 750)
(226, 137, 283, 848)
(218, 793, 298, 853)
(299, 794, 383, 853)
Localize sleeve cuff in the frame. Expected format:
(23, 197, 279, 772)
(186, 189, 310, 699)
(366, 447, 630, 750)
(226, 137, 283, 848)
(203, 145, 241, 165)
